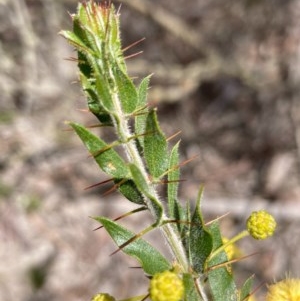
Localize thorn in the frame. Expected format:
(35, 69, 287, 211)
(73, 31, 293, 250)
(160, 155, 198, 178)
(110, 224, 154, 255)
(141, 294, 149, 301)
(62, 122, 108, 132)
(132, 104, 149, 115)
(110, 235, 137, 256)
(166, 130, 182, 142)
(62, 126, 73, 132)
(93, 225, 104, 231)
(178, 154, 199, 167)
(85, 123, 111, 129)
(84, 178, 114, 190)
(132, 110, 149, 118)
(64, 57, 78, 62)
(164, 219, 195, 226)
(205, 212, 231, 226)
(124, 51, 143, 60)
(147, 98, 159, 107)
(133, 130, 156, 139)
(93, 206, 147, 231)
(122, 37, 146, 52)
(102, 178, 127, 197)
(159, 179, 186, 185)
(67, 11, 73, 20)
(89, 141, 119, 158)
(207, 252, 261, 272)
(162, 154, 199, 177)
(77, 108, 90, 113)
(245, 281, 266, 301)
(116, 3, 122, 16)
(226, 252, 261, 266)
(101, 183, 119, 197)
(132, 111, 148, 117)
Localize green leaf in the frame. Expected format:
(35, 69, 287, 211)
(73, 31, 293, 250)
(94, 71, 115, 112)
(79, 73, 113, 125)
(112, 63, 138, 114)
(167, 141, 180, 219)
(207, 222, 238, 301)
(182, 273, 203, 301)
(181, 201, 192, 252)
(129, 164, 163, 224)
(69, 123, 129, 178)
(81, 53, 115, 113)
(189, 186, 213, 273)
(73, 15, 98, 53)
(116, 179, 145, 205)
(93, 217, 171, 275)
(59, 30, 90, 54)
(239, 275, 254, 301)
(144, 110, 168, 179)
(77, 51, 93, 80)
(135, 76, 151, 152)
(137, 75, 151, 108)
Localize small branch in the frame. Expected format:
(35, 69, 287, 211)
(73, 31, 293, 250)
(11, 0, 38, 112)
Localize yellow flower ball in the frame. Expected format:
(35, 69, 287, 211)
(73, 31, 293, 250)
(149, 270, 184, 301)
(91, 293, 116, 301)
(246, 210, 276, 240)
(266, 278, 300, 301)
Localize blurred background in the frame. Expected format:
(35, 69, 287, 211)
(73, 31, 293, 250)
(1, 0, 300, 300)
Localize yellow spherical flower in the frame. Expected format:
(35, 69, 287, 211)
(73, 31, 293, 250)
(149, 270, 184, 301)
(246, 210, 276, 240)
(91, 293, 116, 301)
(266, 278, 300, 301)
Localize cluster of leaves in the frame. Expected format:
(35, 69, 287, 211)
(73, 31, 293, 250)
(60, 2, 255, 300)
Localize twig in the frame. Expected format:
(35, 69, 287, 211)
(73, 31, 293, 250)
(11, 0, 38, 112)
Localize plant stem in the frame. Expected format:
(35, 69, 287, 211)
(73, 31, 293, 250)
(112, 90, 190, 272)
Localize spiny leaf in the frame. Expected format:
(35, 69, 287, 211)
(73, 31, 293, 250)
(93, 217, 171, 275)
(80, 52, 115, 113)
(144, 109, 168, 179)
(116, 179, 145, 205)
(73, 14, 98, 53)
(181, 201, 192, 252)
(167, 141, 180, 219)
(77, 50, 93, 80)
(112, 63, 138, 114)
(135, 76, 151, 152)
(59, 30, 91, 54)
(69, 122, 129, 178)
(94, 69, 115, 112)
(189, 186, 213, 273)
(207, 222, 238, 301)
(239, 275, 254, 301)
(182, 273, 202, 301)
(79, 72, 113, 125)
(137, 75, 151, 108)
